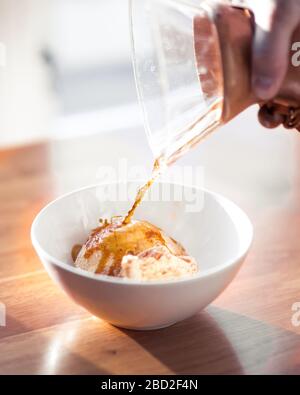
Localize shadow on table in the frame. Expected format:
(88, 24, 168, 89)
(121, 305, 300, 375)
(121, 306, 244, 375)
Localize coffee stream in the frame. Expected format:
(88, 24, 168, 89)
(122, 98, 223, 224)
(122, 159, 163, 225)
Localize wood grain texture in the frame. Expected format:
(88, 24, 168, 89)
(0, 141, 300, 375)
(214, 208, 300, 333)
(1, 307, 300, 375)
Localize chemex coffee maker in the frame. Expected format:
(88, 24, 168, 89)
(129, 0, 300, 164)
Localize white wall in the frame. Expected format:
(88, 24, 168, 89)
(0, 0, 133, 146)
(48, 0, 131, 73)
(0, 0, 57, 146)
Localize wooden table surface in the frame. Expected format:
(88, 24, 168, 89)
(1, 136, 300, 375)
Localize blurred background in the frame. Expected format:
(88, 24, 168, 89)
(0, 0, 138, 144)
(0, 0, 298, 213)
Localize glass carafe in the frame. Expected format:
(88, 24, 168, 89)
(130, 0, 225, 165)
(130, 0, 300, 165)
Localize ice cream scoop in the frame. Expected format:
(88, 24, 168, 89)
(120, 245, 198, 281)
(72, 217, 189, 277)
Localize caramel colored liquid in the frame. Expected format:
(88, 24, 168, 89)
(78, 217, 185, 276)
(122, 159, 164, 225)
(122, 98, 222, 225)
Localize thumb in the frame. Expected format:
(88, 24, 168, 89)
(251, 0, 299, 100)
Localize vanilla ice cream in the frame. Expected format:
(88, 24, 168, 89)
(120, 246, 198, 281)
(73, 218, 198, 281)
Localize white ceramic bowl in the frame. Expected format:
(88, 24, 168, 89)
(31, 182, 253, 330)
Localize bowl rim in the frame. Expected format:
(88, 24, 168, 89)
(31, 181, 253, 286)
